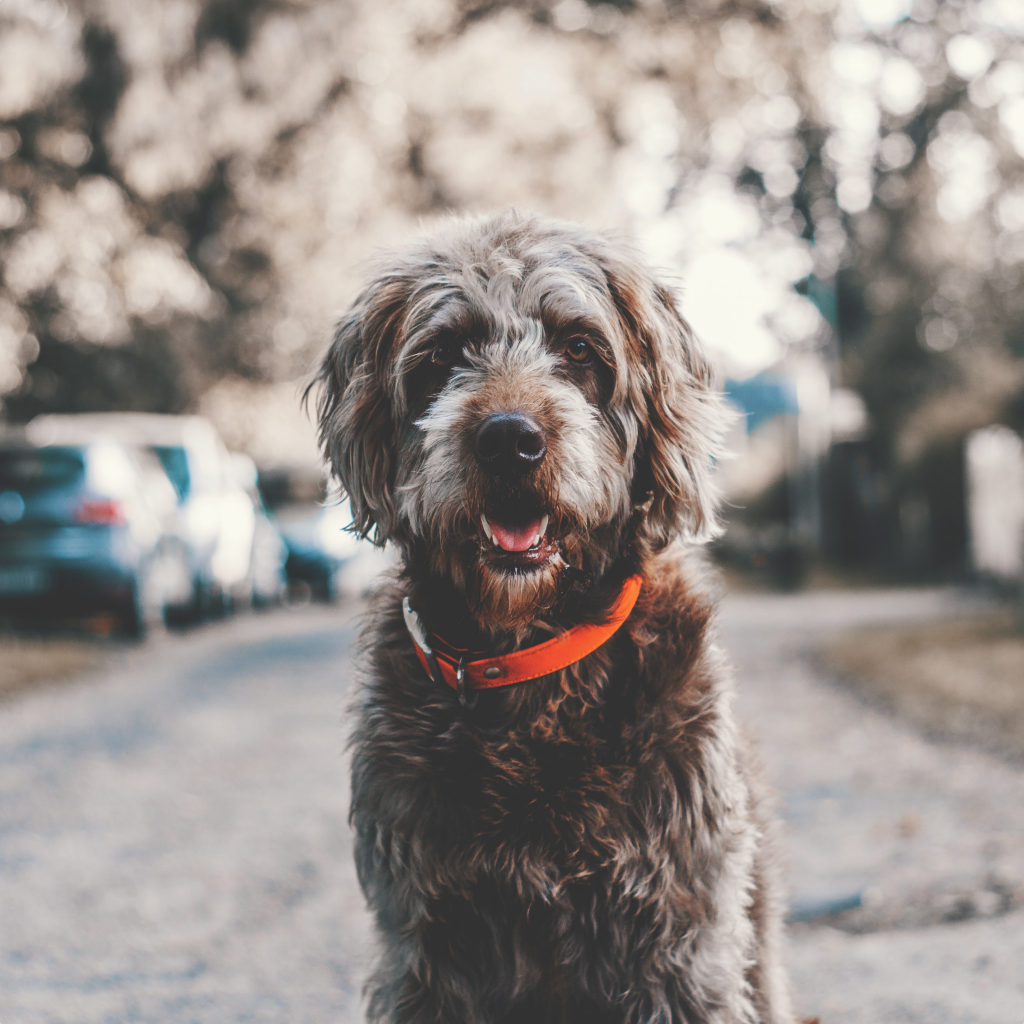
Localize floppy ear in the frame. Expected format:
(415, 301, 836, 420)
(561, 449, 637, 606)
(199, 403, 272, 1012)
(606, 265, 728, 548)
(310, 280, 407, 546)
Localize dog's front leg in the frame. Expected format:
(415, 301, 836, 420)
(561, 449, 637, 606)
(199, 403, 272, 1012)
(364, 948, 470, 1024)
(362, 883, 553, 1024)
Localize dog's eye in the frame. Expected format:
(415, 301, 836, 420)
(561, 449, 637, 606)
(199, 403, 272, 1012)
(566, 338, 592, 363)
(431, 343, 458, 367)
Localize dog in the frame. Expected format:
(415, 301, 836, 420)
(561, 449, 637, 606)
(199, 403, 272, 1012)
(312, 210, 794, 1023)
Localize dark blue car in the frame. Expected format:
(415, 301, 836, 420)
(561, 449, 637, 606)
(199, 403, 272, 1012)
(281, 501, 363, 601)
(0, 437, 166, 636)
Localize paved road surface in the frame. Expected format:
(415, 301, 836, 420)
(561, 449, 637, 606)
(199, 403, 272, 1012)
(721, 590, 1024, 1024)
(0, 589, 1021, 1023)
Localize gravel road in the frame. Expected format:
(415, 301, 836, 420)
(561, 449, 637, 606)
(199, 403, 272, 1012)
(0, 588, 1021, 1024)
(721, 589, 1024, 1024)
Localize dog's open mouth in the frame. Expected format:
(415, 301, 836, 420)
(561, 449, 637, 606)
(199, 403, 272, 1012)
(479, 507, 558, 570)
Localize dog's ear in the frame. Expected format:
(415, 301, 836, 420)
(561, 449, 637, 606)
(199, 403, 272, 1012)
(309, 280, 407, 546)
(605, 265, 727, 548)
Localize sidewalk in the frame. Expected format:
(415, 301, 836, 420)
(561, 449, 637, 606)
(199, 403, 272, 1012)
(719, 588, 1024, 1024)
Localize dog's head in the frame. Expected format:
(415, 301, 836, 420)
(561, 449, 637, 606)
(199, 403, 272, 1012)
(314, 211, 725, 632)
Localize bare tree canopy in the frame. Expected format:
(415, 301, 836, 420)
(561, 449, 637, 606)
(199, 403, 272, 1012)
(1, 0, 1022, 472)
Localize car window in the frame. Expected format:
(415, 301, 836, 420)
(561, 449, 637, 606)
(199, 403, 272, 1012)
(0, 448, 85, 490)
(152, 445, 191, 500)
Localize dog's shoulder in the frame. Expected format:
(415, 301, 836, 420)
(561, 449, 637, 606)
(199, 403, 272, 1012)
(617, 547, 727, 732)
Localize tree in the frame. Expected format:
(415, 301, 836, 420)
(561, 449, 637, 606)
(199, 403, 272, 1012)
(1, 0, 1022, 520)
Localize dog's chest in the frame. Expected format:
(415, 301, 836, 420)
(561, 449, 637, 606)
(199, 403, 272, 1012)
(361, 625, 711, 902)
(429, 715, 663, 883)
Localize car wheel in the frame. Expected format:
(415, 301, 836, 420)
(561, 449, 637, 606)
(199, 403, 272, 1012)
(120, 572, 165, 640)
(165, 574, 205, 626)
(117, 580, 146, 639)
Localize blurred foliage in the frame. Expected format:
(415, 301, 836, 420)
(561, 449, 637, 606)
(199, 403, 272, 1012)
(1, 0, 1023, 473)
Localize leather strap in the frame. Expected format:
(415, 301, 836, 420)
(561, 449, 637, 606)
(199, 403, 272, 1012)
(410, 575, 642, 693)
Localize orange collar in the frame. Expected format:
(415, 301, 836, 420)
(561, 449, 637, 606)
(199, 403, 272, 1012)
(403, 575, 642, 706)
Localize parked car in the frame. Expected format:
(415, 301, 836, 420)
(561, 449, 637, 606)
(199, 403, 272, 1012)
(281, 501, 365, 601)
(225, 452, 288, 608)
(0, 433, 170, 636)
(28, 414, 285, 620)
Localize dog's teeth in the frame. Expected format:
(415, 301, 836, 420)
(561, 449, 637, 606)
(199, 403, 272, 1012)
(538, 515, 549, 539)
(481, 514, 494, 544)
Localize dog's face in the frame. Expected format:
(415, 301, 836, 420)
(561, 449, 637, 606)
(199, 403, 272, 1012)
(315, 212, 723, 633)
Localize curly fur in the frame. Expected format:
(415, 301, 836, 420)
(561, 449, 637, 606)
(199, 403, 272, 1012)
(313, 210, 794, 1023)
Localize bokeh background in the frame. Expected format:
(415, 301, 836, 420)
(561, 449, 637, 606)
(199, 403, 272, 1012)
(3, 0, 1024, 587)
(2, 1, 1024, 1022)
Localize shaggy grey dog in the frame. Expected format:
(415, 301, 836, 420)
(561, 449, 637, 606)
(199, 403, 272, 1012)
(313, 210, 794, 1023)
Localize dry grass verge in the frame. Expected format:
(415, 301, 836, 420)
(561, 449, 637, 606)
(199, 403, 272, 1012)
(824, 608, 1024, 761)
(0, 635, 105, 701)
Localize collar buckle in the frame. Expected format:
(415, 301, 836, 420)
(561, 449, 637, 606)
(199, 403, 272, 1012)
(456, 655, 477, 710)
(403, 597, 445, 689)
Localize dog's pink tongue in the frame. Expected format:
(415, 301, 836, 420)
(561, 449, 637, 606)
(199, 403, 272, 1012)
(490, 517, 541, 552)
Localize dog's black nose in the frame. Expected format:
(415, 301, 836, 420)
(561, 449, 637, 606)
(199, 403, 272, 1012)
(474, 412, 547, 474)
